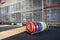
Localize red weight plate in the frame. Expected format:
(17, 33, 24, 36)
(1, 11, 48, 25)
(33, 22, 38, 32)
(26, 22, 35, 33)
(26, 22, 31, 33)
(30, 22, 35, 33)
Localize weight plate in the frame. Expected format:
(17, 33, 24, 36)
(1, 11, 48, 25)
(31, 22, 36, 33)
(43, 22, 47, 30)
(26, 22, 35, 33)
(36, 22, 42, 32)
(26, 22, 31, 33)
(41, 22, 46, 31)
(33, 22, 38, 32)
(45, 23, 49, 30)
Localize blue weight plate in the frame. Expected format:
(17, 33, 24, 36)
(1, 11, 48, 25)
(36, 22, 42, 32)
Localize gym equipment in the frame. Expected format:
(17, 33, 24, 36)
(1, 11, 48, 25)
(45, 22, 49, 30)
(26, 22, 35, 33)
(26, 22, 49, 34)
(36, 22, 42, 32)
(33, 22, 38, 32)
(41, 22, 47, 31)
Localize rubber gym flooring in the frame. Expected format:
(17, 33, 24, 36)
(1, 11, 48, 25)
(0, 25, 60, 40)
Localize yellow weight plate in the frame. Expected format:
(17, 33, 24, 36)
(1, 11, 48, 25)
(41, 22, 46, 31)
(42, 22, 47, 31)
(43, 22, 47, 30)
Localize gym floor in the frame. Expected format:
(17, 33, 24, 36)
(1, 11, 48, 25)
(0, 25, 60, 40)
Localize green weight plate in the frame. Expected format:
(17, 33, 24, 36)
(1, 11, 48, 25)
(45, 23, 49, 30)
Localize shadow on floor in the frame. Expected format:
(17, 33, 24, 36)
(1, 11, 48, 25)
(2, 29, 60, 40)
